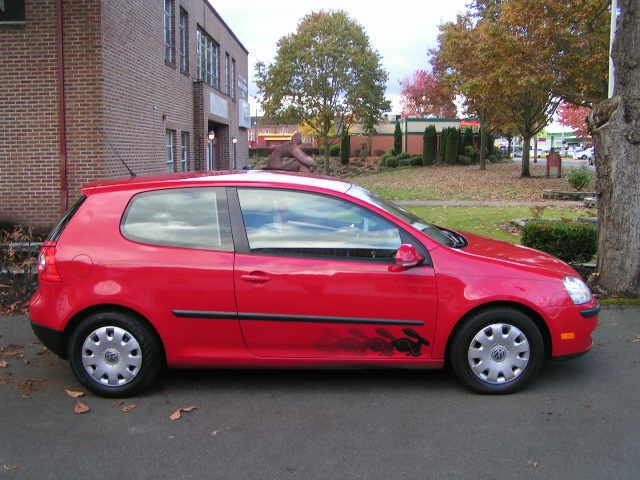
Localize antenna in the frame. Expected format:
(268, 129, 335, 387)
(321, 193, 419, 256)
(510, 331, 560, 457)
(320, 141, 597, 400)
(106, 141, 137, 177)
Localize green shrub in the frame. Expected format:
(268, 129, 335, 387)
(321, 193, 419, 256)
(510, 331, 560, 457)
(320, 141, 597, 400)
(410, 155, 423, 166)
(381, 152, 395, 164)
(463, 128, 474, 148)
(423, 126, 436, 166)
(396, 152, 411, 161)
(385, 156, 399, 168)
(340, 131, 350, 164)
(444, 127, 459, 164)
(329, 143, 341, 157)
(393, 121, 402, 155)
(398, 157, 413, 167)
(567, 167, 594, 191)
(521, 221, 597, 264)
(457, 155, 473, 165)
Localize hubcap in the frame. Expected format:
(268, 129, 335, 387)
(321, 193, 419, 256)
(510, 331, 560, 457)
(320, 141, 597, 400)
(467, 323, 530, 385)
(81, 326, 142, 387)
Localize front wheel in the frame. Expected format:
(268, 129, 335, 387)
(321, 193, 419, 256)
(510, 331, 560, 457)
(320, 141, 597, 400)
(450, 307, 545, 394)
(68, 310, 163, 397)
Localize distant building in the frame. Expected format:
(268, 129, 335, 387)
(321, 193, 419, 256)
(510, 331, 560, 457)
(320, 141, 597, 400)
(249, 118, 316, 148)
(0, 0, 249, 228)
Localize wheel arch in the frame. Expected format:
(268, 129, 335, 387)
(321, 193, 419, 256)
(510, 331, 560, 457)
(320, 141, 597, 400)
(444, 301, 552, 367)
(62, 304, 167, 365)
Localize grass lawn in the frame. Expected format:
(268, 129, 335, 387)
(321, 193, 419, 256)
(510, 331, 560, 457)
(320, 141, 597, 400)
(352, 162, 585, 201)
(406, 206, 595, 243)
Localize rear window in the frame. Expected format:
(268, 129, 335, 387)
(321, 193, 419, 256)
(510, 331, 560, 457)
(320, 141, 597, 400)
(121, 187, 233, 251)
(47, 195, 87, 242)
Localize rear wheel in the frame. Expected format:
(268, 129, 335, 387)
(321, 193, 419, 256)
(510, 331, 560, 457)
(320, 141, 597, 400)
(68, 310, 163, 397)
(450, 307, 545, 394)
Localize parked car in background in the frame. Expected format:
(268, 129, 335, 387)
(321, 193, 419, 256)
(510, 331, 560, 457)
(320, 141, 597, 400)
(572, 147, 594, 163)
(30, 171, 599, 397)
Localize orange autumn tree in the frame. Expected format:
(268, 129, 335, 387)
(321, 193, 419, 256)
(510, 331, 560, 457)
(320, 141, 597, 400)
(400, 70, 457, 118)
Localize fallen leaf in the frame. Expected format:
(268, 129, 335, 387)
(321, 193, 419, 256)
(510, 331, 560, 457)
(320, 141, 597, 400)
(632, 336, 640, 344)
(169, 405, 198, 421)
(74, 401, 91, 414)
(2, 464, 20, 471)
(37, 347, 49, 356)
(0, 374, 11, 385)
(121, 404, 137, 413)
(16, 378, 47, 398)
(0, 360, 7, 368)
(528, 460, 539, 469)
(65, 388, 85, 399)
(0, 344, 24, 358)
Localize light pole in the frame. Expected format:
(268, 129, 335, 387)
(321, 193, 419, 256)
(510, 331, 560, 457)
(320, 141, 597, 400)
(608, 0, 618, 98)
(232, 136, 237, 169)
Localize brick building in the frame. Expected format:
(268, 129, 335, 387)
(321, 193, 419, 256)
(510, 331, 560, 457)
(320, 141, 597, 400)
(0, 0, 250, 228)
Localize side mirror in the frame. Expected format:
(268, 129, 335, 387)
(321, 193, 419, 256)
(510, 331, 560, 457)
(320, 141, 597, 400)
(390, 244, 424, 271)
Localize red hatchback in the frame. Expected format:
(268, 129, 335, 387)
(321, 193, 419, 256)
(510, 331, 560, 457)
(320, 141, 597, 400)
(30, 171, 599, 396)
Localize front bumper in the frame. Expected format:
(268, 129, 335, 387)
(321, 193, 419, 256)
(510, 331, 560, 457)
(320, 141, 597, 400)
(549, 301, 600, 358)
(31, 321, 67, 359)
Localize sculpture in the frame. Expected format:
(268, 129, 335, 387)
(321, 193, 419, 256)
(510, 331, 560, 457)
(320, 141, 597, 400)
(265, 132, 317, 172)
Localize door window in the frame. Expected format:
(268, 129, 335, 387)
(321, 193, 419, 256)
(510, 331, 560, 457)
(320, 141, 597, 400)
(122, 187, 232, 251)
(237, 189, 402, 261)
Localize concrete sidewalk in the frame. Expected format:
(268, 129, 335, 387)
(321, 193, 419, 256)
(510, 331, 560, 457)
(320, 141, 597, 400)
(396, 199, 585, 207)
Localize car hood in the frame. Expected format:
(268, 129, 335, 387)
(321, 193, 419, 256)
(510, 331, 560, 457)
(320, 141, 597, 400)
(458, 231, 576, 276)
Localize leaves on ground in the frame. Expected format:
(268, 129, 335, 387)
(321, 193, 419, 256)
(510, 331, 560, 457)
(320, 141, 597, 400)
(74, 401, 91, 414)
(0, 373, 12, 385)
(0, 344, 24, 358)
(0, 360, 7, 368)
(528, 460, 539, 468)
(169, 406, 198, 421)
(632, 336, 640, 344)
(64, 388, 85, 399)
(121, 404, 137, 414)
(2, 464, 20, 471)
(16, 378, 47, 398)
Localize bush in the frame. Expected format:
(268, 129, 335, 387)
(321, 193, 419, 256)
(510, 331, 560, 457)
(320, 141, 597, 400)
(396, 152, 411, 161)
(521, 221, 597, 264)
(340, 131, 350, 165)
(385, 156, 399, 168)
(398, 157, 413, 167)
(444, 127, 459, 164)
(457, 155, 473, 165)
(249, 147, 273, 158)
(423, 126, 437, 166)
(373, 149, 385, 156)
(329, 143, 341, 157)
(393, 121, 402, 155)
(567, 167, 594, 191)
(410, 155, 423, 166)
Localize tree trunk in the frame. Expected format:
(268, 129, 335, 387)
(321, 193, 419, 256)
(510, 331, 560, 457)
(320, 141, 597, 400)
(507, 135, 512, 157)
(588, 0, 640, 297)
(322, 133, 331, 176)
(533, 136, 538, 163)
(479, 124, 487, 170)
(521, 135, 532, 177)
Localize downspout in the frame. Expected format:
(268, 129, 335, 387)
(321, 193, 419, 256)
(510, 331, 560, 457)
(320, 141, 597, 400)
(56, 0, 69, 211)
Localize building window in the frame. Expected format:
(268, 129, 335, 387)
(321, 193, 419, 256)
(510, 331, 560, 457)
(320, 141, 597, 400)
(179, 7, 188, 73)
(231, 58, 236, 100)
(163, 0, 175, 65)
(181, 132, 190, 171)
(196, 27, 219, 89)
(166, 129, 176, 171)
(225, 53, 231, 96)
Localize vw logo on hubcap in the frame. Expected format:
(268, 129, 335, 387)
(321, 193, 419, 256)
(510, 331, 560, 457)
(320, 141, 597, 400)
(104, 350, 120, 364)
(490, 345, 508, 362)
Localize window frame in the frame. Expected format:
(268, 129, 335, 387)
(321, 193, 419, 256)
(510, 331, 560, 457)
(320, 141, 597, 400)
(163, 0, 175, 66)
(180, 131, 190, 171)
(196, 26, 219, 89)
(231, 57, 236, 100)
(228, 187, 430, 265)
(165, 129, 176, 172)
(120, 187, 234, 252)
(225, 52, 231, 96)
(178, 7, 189, 74)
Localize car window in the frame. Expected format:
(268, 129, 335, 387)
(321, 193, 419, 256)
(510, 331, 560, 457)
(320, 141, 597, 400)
(122, 187, 233, 251)
(237, 188, 402, 261)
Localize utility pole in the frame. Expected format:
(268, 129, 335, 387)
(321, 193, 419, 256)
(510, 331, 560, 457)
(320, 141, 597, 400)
(608, 0, 618, 98)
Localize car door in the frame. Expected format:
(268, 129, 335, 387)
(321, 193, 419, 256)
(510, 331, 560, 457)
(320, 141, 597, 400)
(230, 187, 437, 360)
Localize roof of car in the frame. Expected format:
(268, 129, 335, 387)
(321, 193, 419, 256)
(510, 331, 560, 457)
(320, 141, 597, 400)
(82, 170, 353, 195)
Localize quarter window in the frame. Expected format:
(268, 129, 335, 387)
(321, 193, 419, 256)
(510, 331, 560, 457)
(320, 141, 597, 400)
(122, 188, 233, 251)
(179, 7, 188, 73)
(237, 189, 402, 261)
(196, 27, 219, 88)
(180, 131, 190, 171)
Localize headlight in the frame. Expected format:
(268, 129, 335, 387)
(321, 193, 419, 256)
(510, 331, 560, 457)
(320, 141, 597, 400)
(563, 276, 592, 305)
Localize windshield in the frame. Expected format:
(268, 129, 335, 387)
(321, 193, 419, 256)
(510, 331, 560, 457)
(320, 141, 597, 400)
(347, 185, 455, 246)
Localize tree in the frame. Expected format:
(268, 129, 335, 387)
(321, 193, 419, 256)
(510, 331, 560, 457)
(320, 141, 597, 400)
(400, 70, 457, 118)
(255, 11, 390, 174)
(340, 129, 350, 165)
(588, 0, 640, 297)
(423, 126, 437, 165)
(558, 103, 592, 137)
(444, 128, 459, 164)
(393, 121, 403, 155)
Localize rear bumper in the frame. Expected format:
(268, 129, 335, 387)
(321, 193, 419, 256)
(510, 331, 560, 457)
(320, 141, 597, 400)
(31, 321, 67, 359)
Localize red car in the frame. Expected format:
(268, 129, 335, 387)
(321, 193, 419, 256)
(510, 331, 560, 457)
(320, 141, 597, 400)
(30, 171, 599, 397)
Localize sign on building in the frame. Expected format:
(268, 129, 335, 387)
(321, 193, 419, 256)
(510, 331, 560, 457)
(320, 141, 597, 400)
(239, 99, 250, 128)
(237, 75, 248, 100)
(209, 92, 228, 119)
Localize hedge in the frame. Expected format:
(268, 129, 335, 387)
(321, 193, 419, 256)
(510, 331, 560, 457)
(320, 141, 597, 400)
(423, 125, 436, 166)
(521, 221, 597, 264)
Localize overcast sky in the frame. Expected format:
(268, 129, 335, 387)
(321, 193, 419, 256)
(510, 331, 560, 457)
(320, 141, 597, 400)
(211, 0, 468, 114)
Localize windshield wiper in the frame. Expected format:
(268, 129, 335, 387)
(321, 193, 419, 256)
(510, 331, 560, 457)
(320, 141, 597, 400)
(439, 228, 467, 248)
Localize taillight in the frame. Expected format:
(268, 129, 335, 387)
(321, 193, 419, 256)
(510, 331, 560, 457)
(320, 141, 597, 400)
(38, 243, 61, 282)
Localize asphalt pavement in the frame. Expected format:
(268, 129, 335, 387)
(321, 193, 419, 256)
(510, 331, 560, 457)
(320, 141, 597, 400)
(1, 307, 639, 479)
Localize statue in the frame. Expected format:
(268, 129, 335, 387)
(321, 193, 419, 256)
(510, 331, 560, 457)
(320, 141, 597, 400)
(265, 132, 317, 172)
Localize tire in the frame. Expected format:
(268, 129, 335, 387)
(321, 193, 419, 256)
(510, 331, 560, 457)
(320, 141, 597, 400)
(450, 307, 545, 394)
(68, 310, 163, 398)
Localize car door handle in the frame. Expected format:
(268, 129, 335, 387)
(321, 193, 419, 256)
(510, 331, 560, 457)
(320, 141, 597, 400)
(240, 271, 271, 284)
